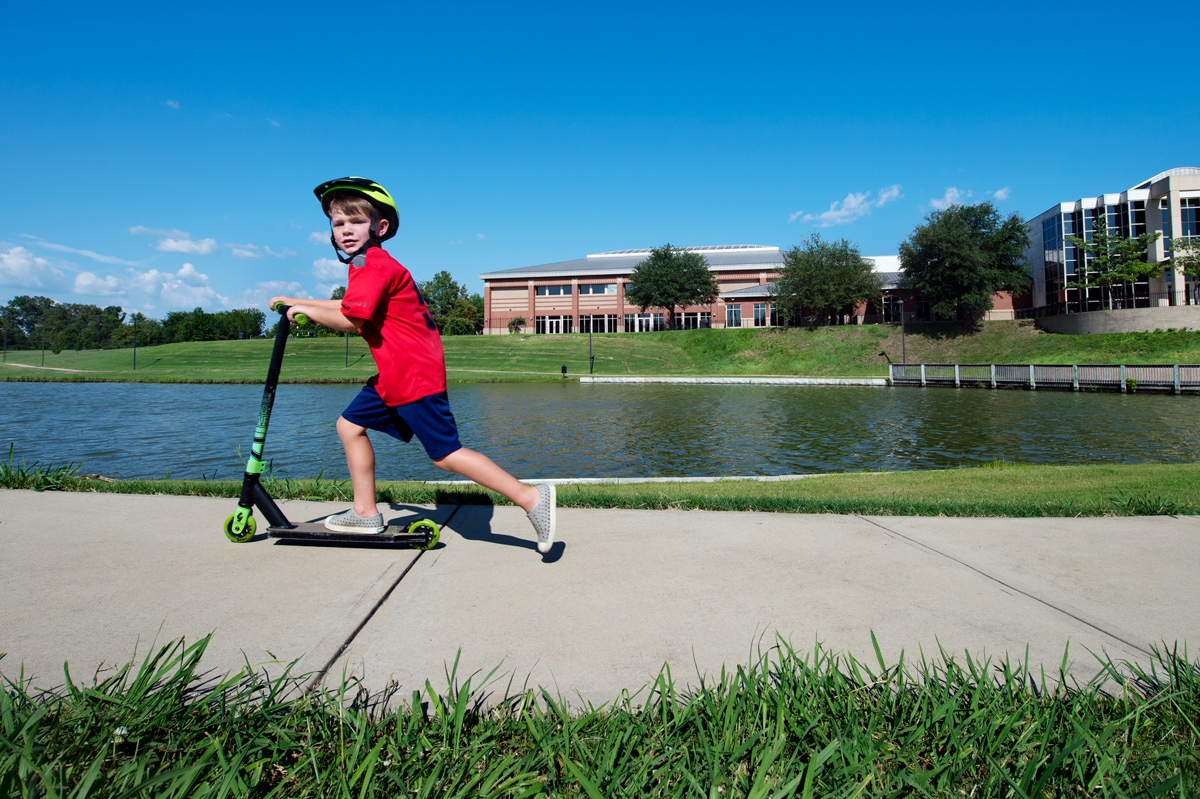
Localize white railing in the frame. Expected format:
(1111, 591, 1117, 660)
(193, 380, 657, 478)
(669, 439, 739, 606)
(889, 364, 1200, 394)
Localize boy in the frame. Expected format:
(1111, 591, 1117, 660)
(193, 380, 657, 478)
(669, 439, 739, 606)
(269, 177, 556, 553)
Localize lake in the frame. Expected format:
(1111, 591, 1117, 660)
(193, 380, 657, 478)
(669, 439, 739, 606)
(1, 381, 1197, 481)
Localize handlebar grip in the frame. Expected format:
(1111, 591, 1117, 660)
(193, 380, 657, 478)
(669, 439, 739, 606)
(272, 302, 308, 327)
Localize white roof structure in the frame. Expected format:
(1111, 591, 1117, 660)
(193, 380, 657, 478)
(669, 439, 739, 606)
(481, 246, 900, 281)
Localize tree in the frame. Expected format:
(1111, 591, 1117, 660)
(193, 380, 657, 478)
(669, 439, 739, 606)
(419, 271, 469, 330)
(898, 202, 1031, 319)
(508, 316, 526, 334)
(330, 286, 346, 300)
(624, 244, 719, 329)
(1065, 214, 1161, 309)
(1, 295, 56, 348)
(771, 234, 883, 326)
(1171, 238, 1200, 297)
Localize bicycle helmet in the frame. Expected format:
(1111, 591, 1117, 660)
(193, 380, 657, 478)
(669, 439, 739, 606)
(313, 177, 399, 262)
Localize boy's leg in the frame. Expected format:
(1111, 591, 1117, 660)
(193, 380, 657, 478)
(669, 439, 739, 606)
(433, 447, 557, 553)
(432, 447, 540, 512)
(337, 415, 380, 518)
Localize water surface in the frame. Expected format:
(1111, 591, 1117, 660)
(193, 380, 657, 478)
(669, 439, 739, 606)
(1, 382, 1196, 481)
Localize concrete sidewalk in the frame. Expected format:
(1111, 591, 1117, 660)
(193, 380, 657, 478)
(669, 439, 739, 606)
(1, 489, 1197, 706)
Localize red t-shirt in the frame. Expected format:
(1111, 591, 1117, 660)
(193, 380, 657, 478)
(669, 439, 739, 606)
(340, 247, 447, 406)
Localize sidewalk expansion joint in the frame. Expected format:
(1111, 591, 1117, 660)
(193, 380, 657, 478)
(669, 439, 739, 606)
(304, 504, 464, 695)
(858, 516, 1154, 659)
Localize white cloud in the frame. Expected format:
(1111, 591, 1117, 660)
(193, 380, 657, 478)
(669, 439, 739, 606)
(22, 235, 140, 265)
(314, 283, 342, 300)
(792, 184, 903, 227)
(313, 258, 344, 281)
(267, 118, 281, 127)
(992, 186, 1011, 201)
(129, 226, 189, 238)
(161, 262, 228, 308)
(165, 99, 180, 109)
(309, 231, 329, 245)
(157, 237, 218, 255)
(476, 233, 486, 240)
(0, 246, 66, 288)
(239, 281, 309, 309)
(74, 272, 123, 296)
(227, 242, 295, 260)
(930, 187, 972, 211)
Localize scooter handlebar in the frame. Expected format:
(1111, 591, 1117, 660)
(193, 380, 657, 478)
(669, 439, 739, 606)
(271, 302, 309, 327)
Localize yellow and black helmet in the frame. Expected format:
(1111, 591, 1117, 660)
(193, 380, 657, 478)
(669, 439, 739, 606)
(312, 177, 399, 242)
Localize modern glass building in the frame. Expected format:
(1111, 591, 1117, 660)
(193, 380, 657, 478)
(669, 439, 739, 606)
(1024, 167, 1200, 313)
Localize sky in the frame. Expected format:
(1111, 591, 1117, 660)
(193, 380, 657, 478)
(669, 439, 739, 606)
(2, 0, 1197, 319)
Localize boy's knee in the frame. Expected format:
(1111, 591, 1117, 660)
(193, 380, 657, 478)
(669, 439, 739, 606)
(431, 447, 464, 472)
(336, 415, 366, 438)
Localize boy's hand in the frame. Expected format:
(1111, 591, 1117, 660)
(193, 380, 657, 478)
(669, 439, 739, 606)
(269, 294, 298, 312)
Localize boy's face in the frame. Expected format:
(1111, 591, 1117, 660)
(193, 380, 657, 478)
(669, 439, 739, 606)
(330, 208, 389, 255)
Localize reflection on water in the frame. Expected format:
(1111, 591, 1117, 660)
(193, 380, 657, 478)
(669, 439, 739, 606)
(1, 381, 1197, 481)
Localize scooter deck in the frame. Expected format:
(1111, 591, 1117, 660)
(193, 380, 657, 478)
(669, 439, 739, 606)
(267, 521, 436, 546)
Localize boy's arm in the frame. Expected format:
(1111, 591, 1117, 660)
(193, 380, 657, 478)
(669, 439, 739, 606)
(283, 303, 365, 332)
(268, 294, 343, 311)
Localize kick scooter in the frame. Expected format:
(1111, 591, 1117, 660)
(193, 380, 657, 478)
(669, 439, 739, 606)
(223, 303, 440, 548)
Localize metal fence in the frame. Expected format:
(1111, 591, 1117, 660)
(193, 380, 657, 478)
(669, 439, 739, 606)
(889, 363, 1200, 394)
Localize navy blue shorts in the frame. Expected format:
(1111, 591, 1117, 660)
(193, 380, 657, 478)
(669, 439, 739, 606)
(340, 385, 463, 461)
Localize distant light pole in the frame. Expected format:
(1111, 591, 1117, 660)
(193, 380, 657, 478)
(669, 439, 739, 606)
(41, 327, 46, 366)
(133, 315, 137, 371)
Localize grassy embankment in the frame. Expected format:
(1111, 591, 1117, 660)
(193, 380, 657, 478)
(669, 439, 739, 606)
(3, 320, 1200, 383)
(4, 448, 1197, 517)
(3, 635, 1196, 796)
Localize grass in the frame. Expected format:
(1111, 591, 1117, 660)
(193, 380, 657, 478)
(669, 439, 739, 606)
(4, 447, 1198, 517)
(3, 635, 1197, 796)
(3, 321, 1200, 383)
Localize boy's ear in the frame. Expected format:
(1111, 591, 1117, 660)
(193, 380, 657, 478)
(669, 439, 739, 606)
(375, 218, 389, 238)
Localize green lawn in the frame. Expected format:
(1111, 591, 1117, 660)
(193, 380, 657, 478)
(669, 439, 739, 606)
(4, 321, 1200, 383)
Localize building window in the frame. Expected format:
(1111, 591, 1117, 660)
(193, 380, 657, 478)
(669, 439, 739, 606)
(535, 285, 572, 296)
(1130, 200, 1146, 237)
(1182, 198, 1200, 239)
(578, 283, 617, 295)
(725, 304, 742, 328)
(623, 313, 663, 332)
(1106, 204, 1122, 236)
(677, 312, 712, 330)
(580, 313, 619, 333)
(1162, 200, 1173, 257)
(534, 315, 573, 334)
(752, 303, 778, 327)
(882, 296, 903, 323)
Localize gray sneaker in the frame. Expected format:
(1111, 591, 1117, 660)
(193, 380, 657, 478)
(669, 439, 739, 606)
(324, 509, 385, 533)
(527, 484, 556, 553)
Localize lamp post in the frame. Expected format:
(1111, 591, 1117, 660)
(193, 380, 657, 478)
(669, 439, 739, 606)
(132, 314, 137, 371)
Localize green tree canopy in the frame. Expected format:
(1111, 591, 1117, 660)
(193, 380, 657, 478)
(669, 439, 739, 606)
(624, 245, 719, 329)
(898, 202, 1031, 319)
(419, 271, 469, 331)
(1065, 215, 1161, 309)
(771, 234, 883, 326)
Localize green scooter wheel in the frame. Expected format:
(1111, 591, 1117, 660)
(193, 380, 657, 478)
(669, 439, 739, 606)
(224, 513, 256, 543)
(408, 519, 440, 550)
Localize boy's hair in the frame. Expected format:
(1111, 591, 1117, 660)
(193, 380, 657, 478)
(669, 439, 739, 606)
(325, 192, 377, 220)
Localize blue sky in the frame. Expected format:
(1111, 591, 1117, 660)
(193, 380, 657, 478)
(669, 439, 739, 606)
(2, 0, 1196, 318)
